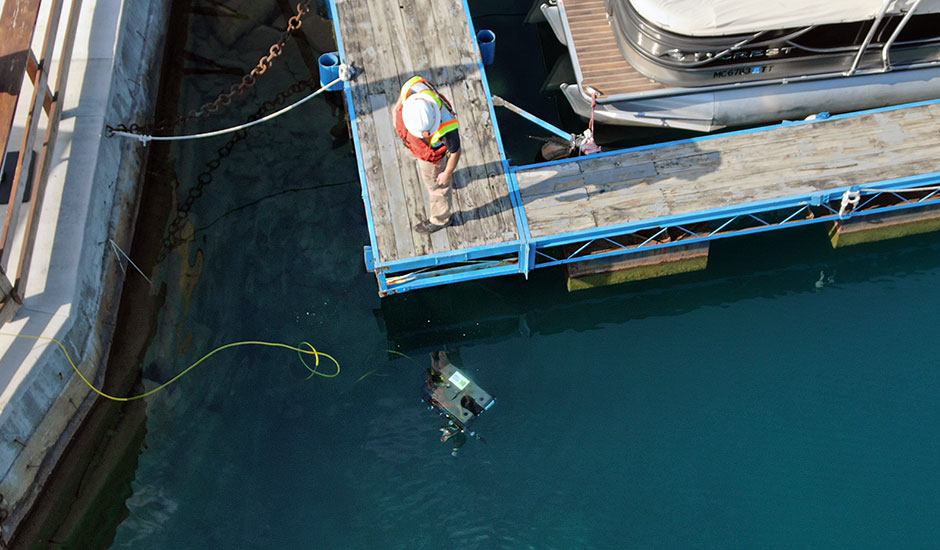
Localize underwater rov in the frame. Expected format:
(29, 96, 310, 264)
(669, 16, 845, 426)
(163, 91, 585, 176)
(423, 351, 495, 452)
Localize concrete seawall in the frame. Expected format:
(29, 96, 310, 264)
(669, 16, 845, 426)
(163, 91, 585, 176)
(0, 0, 171, 541)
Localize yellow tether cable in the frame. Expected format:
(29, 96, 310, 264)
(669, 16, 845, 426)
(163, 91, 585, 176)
(0, 333, 340, 402)
(352, 349, 415, 385)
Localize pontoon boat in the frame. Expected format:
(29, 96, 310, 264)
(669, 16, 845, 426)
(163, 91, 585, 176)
(541, 0, 940, 130)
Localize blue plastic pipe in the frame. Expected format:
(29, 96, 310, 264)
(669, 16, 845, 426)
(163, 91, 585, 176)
(318, 52, 345, 91)
(477, 30, 496, 66)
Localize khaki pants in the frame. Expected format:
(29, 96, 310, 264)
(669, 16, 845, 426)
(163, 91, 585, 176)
(418, 157, 452, 226)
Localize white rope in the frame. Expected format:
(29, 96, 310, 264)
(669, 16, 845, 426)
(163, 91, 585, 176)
(859, 185, 940, 193)
(835, 185, 940, 219)
(838, 189, 861, 218)
(110, 75, 344, 144)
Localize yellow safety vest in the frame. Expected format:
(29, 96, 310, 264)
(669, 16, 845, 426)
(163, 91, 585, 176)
(400, 76, 459, 147)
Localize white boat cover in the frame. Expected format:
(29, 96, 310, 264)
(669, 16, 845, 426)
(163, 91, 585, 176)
(629, 0, 940, 36)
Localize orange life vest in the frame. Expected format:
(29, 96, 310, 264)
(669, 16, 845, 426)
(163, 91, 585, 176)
(395, 77, 459, 163)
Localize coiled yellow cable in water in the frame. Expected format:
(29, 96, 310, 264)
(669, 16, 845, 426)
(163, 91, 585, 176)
(0, 333, 340, 402)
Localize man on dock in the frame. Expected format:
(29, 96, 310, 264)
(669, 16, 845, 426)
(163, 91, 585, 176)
(394, 76, 461, 234)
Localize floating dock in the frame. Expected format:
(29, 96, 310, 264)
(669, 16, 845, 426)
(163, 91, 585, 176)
(329, 0, 519, 278)
(327, 0, 940, 296)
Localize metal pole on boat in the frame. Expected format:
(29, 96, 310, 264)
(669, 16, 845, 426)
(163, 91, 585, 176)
(845, 0, 892, 76)
(881, 0, 924, 71)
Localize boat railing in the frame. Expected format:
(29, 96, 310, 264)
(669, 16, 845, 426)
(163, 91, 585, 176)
(0, 0, 83, 325)
(882, 0, 926, 71)
(847, 0, 930, 76)
(845, 0, 893, 76)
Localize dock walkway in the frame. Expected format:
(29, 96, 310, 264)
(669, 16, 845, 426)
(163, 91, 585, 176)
(516, 103, 940, 238)
(332, 0, 518, 265)
(328, 0, 940, 296)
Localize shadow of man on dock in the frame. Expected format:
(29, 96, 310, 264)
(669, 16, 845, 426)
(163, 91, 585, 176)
(447, 160, 514, 228)
(515, 140, 725, 223)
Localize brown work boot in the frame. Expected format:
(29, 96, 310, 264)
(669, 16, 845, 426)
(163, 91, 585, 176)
(414, 218, 449, 234)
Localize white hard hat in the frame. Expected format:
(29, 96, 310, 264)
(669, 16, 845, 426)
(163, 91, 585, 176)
(402, 94, 440, 137)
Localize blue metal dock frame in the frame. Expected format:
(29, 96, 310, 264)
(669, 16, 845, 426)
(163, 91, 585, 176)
(328, 1, 940, 296)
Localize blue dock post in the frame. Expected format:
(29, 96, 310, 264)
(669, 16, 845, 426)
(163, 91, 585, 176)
(318, 52, 345, 91)
(477, 30, 496, 65)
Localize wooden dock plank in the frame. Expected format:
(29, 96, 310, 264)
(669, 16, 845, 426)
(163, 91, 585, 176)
(463, 78, 518, 240)
(516, 161, 583, 197)
(347, 0, 432, 258)
(704, 111, 936, 182)
(416, 0, 482, 251)
(395, 0, 432, 75)
(334, 0, 519, 264)
(527, 211, 597, 237)
(517, 102, 940, 239)
(523, 187, 590, 212)
(519, 162, 659, 204)
(463, 78, 518, 241)
(353, 106, 397, 256)
(365, 0, 437, 256)
(389, 0, 448, 253)
(563, 0, 669, 97)
(369, 94, 419, 259)
(436, 0, 511, 236)
(378, 0, 415, 78)
(422, 0, 516, 250)
(337, 0, 398, 255)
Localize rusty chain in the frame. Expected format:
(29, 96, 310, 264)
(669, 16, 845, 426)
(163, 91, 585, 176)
(107, 1, 312, 136)
(158, 77, 322, 260)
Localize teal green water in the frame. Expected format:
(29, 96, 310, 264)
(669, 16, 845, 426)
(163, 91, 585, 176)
(110, 3, 940, 548)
